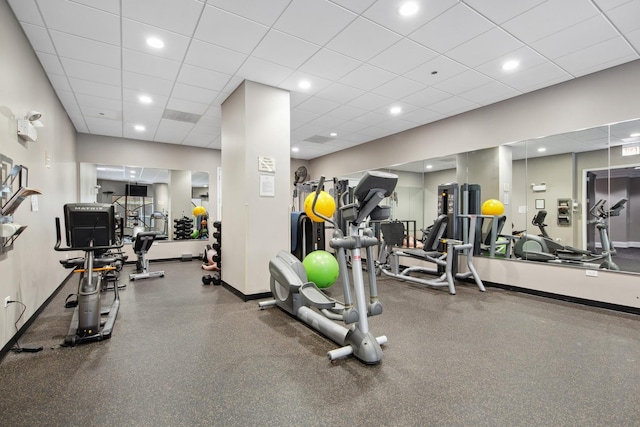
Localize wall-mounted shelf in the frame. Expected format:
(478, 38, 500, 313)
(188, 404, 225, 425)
(1, 157, 41, 254)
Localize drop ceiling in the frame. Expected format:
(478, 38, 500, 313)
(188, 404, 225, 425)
(8, 0, 640, 160)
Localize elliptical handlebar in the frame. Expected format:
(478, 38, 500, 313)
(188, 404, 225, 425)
(310, 175, 336, 226)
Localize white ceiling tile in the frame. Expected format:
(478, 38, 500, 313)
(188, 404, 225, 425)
(593, 0, 633, 11)
(184, 39, 247, 75)
(297, 97, 341, 115)
(252, 30, 320, 69)
(69, 114, 89, 133)
(433, 70, 493, 95)
(36, 52, 65, 74)
(177, 64, 231, 92)
(122, 71, 174, 97)
(339, 63, 395, 91)
(371, 76, 427, 100)
(61, 58, 120, 86)
(21, 23, 55, 54)
(290, 92, 312, 108)
(274, 0, 357, 45)
(8, 0, 44, 26)
(447, 27, 523, 68)
(474, 46, 547, 80)
(408, 3, 494, 53)
(71, 0, 120, 14)
(122, 88, 168, 107)
(123, 49, 181, 81)
(69, 77, 121, 100)
(405, 55, 468, 85)
(182, 130, 216, 148)
(121, 19, 191, 62)
(123, 102, 164, 126)
(235, 57, 294, 87)
(76, 93, 122, 112)
(85, 117, 123, 137)
(291, 109, 318, 128)
(122, 0, 204, 36)
(401, 107, 444, 124)
(347, 92, 394, 110)
(172, 83, 218, 105)
(363, 0, 458, 35)
(353, 111, 390, 126)
(207, 0, 291, 26)
(326, 104, 367, 121)
(82, 105, 121, 121)
(328, 0, 376, 14)
(279, 71, 332, 96)
(315, 82, 366, 104)
(55, 89, 82, 115)
(299, 49, 362, 81)
(502, 0, 600, 44)
(326, 17, 402, 61)
(195, 5, 269, 54)
(530, 16, 620, 60)
(154, 119, 195, 144)
(627, 28, 640, 52)
(333, 120, 369, 134)
(50, 30, 120, 68)
(306, 114, 345, 129)
(166, 98, 209, 115)
(401, 87, 451, 108)
(499, 61, 571, 92)
(368, 38, 438, 75)
(605, 0, 640, 32)
(47, 73, 71, 92)
(459, 81, 521, 105)
(427, 96, 479, 116)
(554, 37, 638, 77)
(37, 0, 120, 44)
(463, 0, 546, 25)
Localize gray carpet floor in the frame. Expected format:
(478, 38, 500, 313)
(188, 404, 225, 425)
(1, 259, 639, 426)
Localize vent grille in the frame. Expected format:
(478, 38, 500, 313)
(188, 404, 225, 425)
(304, 135, 334, 144)
(162, 109, 202, 124)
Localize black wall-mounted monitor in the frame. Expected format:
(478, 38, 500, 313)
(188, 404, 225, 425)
(126, 184, 147, 197)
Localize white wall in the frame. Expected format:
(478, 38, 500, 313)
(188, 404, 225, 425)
(0, 0, 78, 350)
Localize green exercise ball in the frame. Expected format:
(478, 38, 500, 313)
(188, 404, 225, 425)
(191, 229, 199, 239)
(302, 250, 339, 289)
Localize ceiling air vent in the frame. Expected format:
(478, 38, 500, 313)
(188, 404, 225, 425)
(304, 135, 334, 144)
(162, 109, 201, 124)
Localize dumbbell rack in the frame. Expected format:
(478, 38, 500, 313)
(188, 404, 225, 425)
(211, 221, 221, 285)
(173, 216, 193, 240)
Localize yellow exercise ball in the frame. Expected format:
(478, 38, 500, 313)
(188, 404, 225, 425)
(481, 199, 505, 216)
(304, 191, 336, 222)
(193, 205, 206, 217)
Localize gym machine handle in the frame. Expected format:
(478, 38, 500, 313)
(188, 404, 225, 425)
(310, 176, 336, 226)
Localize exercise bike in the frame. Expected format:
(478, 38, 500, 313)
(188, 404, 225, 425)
(55, 203, 124, 346)
(259, 171, 398, 364)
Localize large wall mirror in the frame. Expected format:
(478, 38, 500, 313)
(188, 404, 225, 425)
(80, 163, 210, 243)
(345, 118, 640, 275)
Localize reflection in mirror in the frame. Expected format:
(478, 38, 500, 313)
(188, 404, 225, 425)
(89, 164, 209, 243)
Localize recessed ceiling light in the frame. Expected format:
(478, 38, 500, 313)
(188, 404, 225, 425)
(425, 164, 433, 169)
(134, 125, 145, 132)
(502, 60, 520, 71)
(139, 95, 152, 104)
(146, 37, 164, 49)
(330, 132, 337, 137)
(398, 2, 419, 17)
(390, 106, 402, 115)
(292, 147, 299, 152)
(630, 132, 640, 137)
(537, 147, 547, 152)
(298, 80, 311, 90)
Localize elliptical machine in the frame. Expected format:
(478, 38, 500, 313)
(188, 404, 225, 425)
(589, 198, 627, 270)
(259, 171, 398, 364)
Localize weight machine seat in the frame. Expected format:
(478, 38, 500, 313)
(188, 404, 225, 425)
(133, 231, 158, 254)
